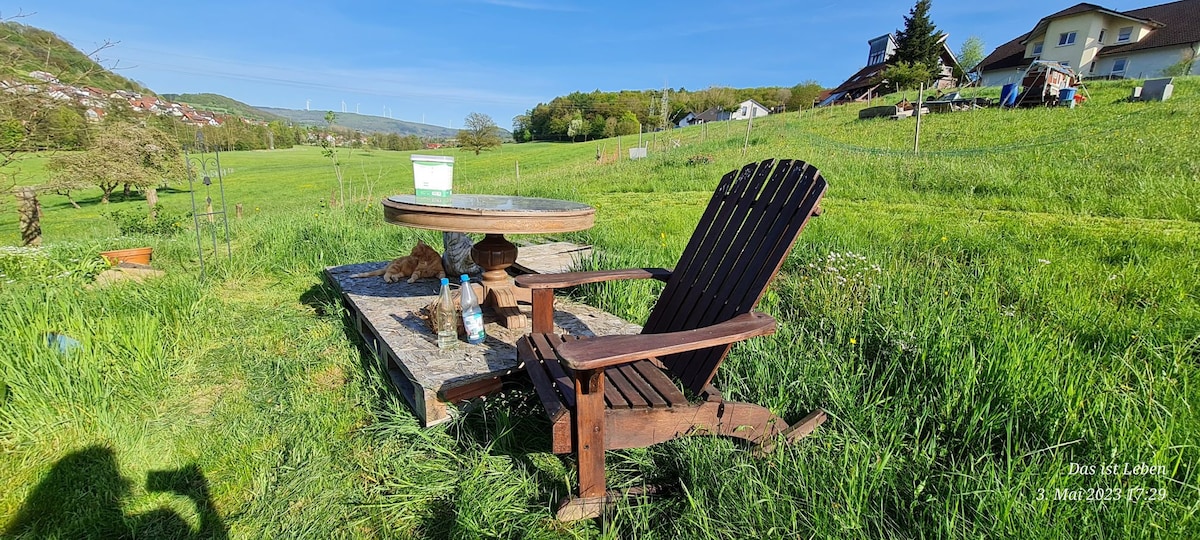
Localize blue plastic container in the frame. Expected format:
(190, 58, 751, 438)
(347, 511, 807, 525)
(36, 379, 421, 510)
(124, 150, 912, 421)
(1000, 83, 1018, 107)
(1059, 87, 1077, 102)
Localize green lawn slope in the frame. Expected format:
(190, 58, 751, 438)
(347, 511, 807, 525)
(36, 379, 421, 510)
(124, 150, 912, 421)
(160, 93, 288, 123)
(0, 78, 1197, 538)
(0, 21, 153, 93)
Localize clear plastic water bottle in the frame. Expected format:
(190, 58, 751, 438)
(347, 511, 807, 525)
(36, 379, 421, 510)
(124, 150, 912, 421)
(436, 278, 458, 350)
(459, 274, 486, 344)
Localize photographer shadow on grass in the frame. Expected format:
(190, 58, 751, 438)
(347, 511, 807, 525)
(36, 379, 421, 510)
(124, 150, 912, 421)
(5, 445, 228, 539)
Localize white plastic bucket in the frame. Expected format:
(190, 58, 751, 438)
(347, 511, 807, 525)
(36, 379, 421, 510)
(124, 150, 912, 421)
(411, 154, 454, 202)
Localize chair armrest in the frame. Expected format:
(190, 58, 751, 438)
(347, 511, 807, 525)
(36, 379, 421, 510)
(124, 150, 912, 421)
(515, 268, 672, 290)
(553, 312, 776, 371)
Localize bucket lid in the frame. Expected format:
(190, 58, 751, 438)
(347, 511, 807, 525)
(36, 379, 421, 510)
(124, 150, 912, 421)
(411, 154, 454, 164)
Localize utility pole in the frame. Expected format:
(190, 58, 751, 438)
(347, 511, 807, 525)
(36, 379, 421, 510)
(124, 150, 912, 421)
(661, 85, 669, 131)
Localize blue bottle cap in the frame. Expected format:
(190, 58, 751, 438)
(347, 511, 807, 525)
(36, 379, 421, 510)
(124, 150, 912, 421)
(460, 274, 470, 282)
(440, 277, 449, 285)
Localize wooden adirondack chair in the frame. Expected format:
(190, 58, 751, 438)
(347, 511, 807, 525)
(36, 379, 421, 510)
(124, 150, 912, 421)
(515, 158, 828, 520)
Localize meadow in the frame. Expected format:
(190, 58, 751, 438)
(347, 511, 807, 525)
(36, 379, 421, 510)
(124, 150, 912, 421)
(0, 77, 1197, 538)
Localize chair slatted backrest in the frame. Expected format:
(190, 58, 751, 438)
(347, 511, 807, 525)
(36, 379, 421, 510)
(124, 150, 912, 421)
(646, 158, 826, 394)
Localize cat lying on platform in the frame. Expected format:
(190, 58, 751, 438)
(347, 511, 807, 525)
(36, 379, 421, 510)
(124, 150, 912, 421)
(351, 240, 446, 283)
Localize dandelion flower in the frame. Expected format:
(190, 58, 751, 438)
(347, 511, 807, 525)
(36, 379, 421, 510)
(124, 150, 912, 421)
(941, 236, 948, 242)
(849, 338, 857, 345)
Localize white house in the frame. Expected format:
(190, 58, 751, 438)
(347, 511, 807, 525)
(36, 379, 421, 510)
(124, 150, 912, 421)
(977, 0, 1200, 86)
(676, 112, 697, 128)
(730, 99, 770, 120)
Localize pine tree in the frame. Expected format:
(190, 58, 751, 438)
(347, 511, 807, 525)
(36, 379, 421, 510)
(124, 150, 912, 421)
(892, 0, 941, 79)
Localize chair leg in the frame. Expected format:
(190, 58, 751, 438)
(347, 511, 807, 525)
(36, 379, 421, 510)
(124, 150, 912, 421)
(559, 368, 608, 521)
(783, 409, 827, 442)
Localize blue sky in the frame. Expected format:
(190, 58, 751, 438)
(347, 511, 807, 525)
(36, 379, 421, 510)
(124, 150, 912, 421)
(9, 0, 1153, 129)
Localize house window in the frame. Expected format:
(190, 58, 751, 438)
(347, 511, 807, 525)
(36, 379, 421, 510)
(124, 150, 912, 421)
(1117, 26, 1133, 42)
(1032, 42, 1044, 55)
(868, 51, 886, 65)
(1098, 29, 1107, 43)
(740, 106, 747, 116)
(1058, 31, 1077, 46)
(1112, 58, 1127, 74)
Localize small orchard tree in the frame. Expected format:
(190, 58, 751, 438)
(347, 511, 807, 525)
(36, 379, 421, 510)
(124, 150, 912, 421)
(956, 36, 986, 83)
(458, 112, 502, 155)
(46, 122, 184, 204)
(1163, 48, 1197, 76)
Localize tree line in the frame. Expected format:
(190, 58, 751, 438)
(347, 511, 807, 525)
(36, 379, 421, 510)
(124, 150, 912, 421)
(512, 82, 824, 143)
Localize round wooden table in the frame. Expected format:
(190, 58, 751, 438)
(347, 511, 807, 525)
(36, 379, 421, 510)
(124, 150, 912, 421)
(382, 194, 595, 328)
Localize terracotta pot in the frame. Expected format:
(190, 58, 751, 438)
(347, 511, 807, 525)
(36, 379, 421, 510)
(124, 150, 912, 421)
(100, 247, 153, 265)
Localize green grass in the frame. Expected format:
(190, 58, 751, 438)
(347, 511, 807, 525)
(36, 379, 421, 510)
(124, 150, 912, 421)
(1, 77, 1198, 538)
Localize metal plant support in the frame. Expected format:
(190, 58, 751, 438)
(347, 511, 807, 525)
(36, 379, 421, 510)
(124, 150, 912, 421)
(185, 132, 232, 277)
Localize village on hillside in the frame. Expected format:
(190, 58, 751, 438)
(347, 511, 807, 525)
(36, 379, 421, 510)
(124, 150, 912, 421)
(2, 70, 263, 128)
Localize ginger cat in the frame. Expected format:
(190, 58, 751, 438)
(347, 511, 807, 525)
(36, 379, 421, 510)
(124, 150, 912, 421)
(352, 240, 446, 283)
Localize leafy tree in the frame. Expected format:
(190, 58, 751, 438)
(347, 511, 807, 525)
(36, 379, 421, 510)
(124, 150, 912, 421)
(46, 122, 184, 204)
(956, 36, 985, 82)
(567, 111, 585, 142)
(603, 117, 618, 139)
(616, 111, 640, 136)
(892, 0, 941, 83)
(511, 114, 532, 143)
(881, 61, 934, 92)
(458, 112, 502, 155)
(786, 81, 825, 111)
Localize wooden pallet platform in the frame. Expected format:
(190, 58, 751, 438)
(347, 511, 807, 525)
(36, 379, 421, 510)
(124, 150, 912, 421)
(513, 241, 593, 275)
(325, 262, 640, 426)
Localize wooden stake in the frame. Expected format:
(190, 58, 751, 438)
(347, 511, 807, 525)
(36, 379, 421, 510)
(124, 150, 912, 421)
(914, 82, 925, 154)
(743, 115, 753, 156)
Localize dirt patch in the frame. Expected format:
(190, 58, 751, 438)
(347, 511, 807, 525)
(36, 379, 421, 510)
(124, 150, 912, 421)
(312, 365, 346, 391)
(188, 379, 245, 417)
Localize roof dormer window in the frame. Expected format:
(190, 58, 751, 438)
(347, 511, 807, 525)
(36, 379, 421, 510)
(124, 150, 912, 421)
(1117, 27, 1133, 42)
(1033, 42, 1044, 56)
(1058, 31, 1077, 46)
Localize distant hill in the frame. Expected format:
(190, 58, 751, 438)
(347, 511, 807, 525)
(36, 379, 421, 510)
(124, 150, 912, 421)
(0, 21, 153, 93)
(256, 107, 480, 139)
(162, 93, 286, 123)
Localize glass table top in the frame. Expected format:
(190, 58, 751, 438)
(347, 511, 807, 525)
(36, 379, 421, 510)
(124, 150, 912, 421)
(387, 194, 592, 213)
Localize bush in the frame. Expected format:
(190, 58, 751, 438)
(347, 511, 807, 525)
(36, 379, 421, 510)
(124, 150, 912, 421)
(105, 205, 190, 236)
